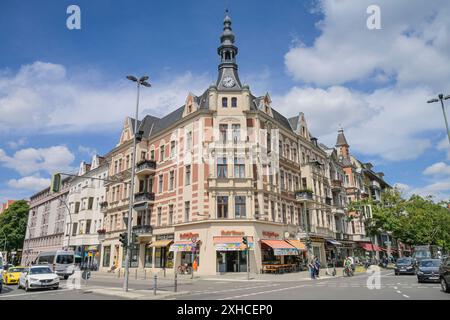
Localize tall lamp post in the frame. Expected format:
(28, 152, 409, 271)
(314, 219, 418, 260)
(124, 75, 151, 292)
(427, 93, 450, 145)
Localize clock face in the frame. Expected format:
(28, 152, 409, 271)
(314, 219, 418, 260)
(222, 76, 235, 88)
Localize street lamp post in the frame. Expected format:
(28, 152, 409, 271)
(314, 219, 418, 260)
(124, 75, 151, 292)
(1, 231, 7, 253)
(59, 198, 72, 252)
(427, 93, 450, 145)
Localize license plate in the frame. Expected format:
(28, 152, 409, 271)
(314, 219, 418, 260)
(400, 268, 406, 271)
(429, 276, 439, 280)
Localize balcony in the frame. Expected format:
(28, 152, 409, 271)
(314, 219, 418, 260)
(99, 201, 108, 213)
(331, 179, 342, 190)
(132, 224, 152, 235)
(136, 160, 156, 175)
(134, 191, 155, 203)
(313, 226, 335, 238)
(295, 190, 314, 202)
(325, 197, 332, 206)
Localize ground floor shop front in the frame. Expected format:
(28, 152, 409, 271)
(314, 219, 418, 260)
(99, 221, 321, 275)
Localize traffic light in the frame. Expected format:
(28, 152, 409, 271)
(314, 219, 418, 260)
(51, 173, 61, 193)
(119, 232, 128, 247)
(242, 236, 248, 246)
(306, 238, 312, 248)
(131, 232, 138, 244)
(135, 130, 144, 142)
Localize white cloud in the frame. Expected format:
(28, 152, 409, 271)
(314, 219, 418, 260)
(437, 137, 450, 160)
(7, 137, 27, 149)
(423, 162, 450, 176)
(0, 145, 75, 176)
(78, 145, 98, 158)
(0, 62, 211, 134)
(7, 176, 51, 192)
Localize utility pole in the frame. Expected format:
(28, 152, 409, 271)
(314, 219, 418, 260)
(427, 93, 450, 145)
(124, 75, 151, 292)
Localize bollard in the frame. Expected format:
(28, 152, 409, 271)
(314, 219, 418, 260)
(144, 269, 147, 280)
(153, 275, 157, 296)
(174, 272, 178, 292)
(163, 267, 166, 278)
(117, 268, 120, 278)
(135, 269, 137, 280)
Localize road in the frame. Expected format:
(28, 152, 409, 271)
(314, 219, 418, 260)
(0, 270, 449, 300)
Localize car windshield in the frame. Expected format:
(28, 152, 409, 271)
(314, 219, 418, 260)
(414, 251, 431, 259)
(8, 268, 25, 273)
(56, 254, 74, 264)
(30, 267, 53, 274)
(397, 258, 411, 264)
(420, 260, 441, 268)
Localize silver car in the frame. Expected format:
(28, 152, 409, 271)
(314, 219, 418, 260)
(18, 265, 60, 292)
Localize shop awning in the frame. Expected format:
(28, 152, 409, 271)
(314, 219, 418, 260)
(169, 241, 199, 252)
(213, 236, 254, 251)
(261, 240, 299, 256)
(360, 243, 383, 252)
(148, 240, 173, 247)
(286, 239, 307, 251)
(326, 240, 342, 246)
(86, 245, 98, 251)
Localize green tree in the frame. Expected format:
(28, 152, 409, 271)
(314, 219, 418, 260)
(0, 200, 29, 253)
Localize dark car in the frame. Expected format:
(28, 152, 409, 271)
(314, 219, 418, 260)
(395, 257, 416, 275)
(439, 256, 450, 293)
(417, 259, 441, 283)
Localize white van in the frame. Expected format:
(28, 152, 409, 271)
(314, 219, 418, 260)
(34, 250, 75, 279)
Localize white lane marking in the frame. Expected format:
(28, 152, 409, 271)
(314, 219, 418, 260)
(403, 294, 410, 298)
(393, 286, 398, 290)
(189, 283, 279, 296)
(220, 284, 306, 300)
(0, 288, 73, 299)
(396, 290, 402, 294)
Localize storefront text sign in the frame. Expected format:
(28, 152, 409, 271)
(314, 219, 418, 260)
(180, 232, 200, 240)
(262, 231, 279, 238)
(221, 230, 245, 236)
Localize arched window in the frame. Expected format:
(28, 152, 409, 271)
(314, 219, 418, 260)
(231, 97, 237, 107)
(222, 97, 228, 108)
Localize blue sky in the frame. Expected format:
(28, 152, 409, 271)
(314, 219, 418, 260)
(1, 0, 450, 202)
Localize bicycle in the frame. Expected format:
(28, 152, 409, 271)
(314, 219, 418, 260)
(177, 264, 192, 275)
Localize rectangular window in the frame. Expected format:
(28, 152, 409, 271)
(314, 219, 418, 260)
(234, 157, 245, 178)
(282, 204, 286, 224)
(169, 171, 175, 191)
(85, 219, 91, 234)
(217, 157, 227, 178)
(126, 155, 130, 168)
(185, 165, 191, 185)
(170, 141, 176, 158)
(186, 132, 192, 151)
(235, 196, 246, 218)
(141, 151, 146, 161)
(280, 171, 285, 190)
(72, 222, 78, 236)
(75, 202, 80, 213)
(232, 124, 240, 143)
(88, 197, 94, 210)
(150, 150, 155, 160)
(217, 196, 228, 218)
(168, 205, 174, 225)
(158, 175, 163, 193)
(160, 145, 165, 162)
(219, 124, 228, 143)
(271, 201, 275, 221)
(157, 207, 162, 227)
(184, 201, 190, 222)
(144, 246, 153, 268)
(231, 97, 237, 107)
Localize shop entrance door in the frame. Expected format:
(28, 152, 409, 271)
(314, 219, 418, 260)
(226, 251, 238, 272)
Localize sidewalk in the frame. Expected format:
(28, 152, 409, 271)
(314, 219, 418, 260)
(84, 286, 190, 300)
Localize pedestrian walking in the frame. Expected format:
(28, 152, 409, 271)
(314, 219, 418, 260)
(308, 260, 316, 279)
(314, 258, 321, 278)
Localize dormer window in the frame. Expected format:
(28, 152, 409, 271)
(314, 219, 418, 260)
(231, 97, 237, 107)
(222, 97, 228, 108)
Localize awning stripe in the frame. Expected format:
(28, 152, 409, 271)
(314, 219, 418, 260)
(286, 239, 307, 251)
(148, 240, 173, 247)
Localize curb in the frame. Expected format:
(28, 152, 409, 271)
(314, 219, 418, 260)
(84, 287, 191, 300)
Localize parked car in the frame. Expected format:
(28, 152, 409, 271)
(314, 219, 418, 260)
(2, 266, 27, 285)
(394, 257, 416, 275)
(18, 265, 59, 292)
(417, 259, 441, 283)
(439, 256, 450, 293)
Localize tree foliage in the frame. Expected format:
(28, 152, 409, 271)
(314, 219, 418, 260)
(350, 190, 450, 251)
(0, 200, 29, 251)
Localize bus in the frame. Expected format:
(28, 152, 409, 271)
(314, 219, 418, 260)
(34, 250, 75, 279)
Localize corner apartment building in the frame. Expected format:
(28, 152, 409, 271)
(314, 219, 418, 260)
(63, 155, 108, 269)
(21, 178, 71, 266)
(99, 14, 342, 275)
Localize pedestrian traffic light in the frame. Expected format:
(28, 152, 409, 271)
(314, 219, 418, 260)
(135, 130, 144, 142)
(132, 232, 138, 244)
(51, 173, 61, 193)
(242, 236, 248, 246)
(119, 232, 128, 247)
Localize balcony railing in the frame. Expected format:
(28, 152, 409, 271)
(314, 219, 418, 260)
(325, 197, 332, 206)
(136, 160, 156, 173)
(134, 192, 155, 203)
(295, 190, 313, 201)
(331, 179, 342, 189)
(99, 201, 108, 212)
(132, 224, 152, 235)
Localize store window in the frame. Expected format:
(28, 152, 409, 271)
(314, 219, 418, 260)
(144, 246, 153, 268)
(154, 247, 173, 268)
(122, 245, 139, 268)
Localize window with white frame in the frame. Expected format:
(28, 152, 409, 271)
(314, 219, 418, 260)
(234, 157, 245, 178)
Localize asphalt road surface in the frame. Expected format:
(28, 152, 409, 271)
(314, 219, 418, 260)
(1, 270, 449, 300)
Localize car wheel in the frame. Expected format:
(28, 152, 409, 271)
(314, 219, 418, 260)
(441, 278, 450, 293)
(64, 275, 69, 280)
(395, 271, 398, 276)
(53, 285, 59, 290)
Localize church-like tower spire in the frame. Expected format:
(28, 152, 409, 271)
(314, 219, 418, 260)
(216, 10, 242, 90)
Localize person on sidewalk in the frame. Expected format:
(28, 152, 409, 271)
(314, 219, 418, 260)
(308, 260, 316, 279)
(314, 258, 321, 278)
